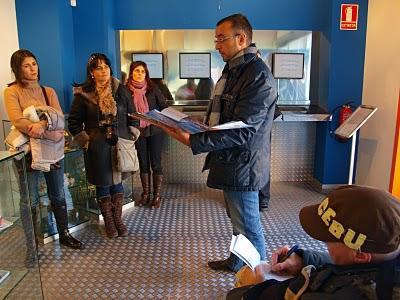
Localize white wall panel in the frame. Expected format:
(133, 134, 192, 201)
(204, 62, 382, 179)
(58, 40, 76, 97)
(356, 0, 400, 189)
(0, 0, 19, 149)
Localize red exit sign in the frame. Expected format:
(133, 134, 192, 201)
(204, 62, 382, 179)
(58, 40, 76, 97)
(340, 4, 359, 31)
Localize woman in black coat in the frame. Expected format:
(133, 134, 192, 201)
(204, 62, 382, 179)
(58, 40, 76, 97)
(68, 53, 140, 238)
(126, 61, 168, 209)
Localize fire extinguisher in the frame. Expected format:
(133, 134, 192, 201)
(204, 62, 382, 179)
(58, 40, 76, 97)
(329, 102, 355, 139)
(339, 104, 353, 125)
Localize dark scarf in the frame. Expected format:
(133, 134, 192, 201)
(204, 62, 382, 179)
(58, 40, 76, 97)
(204, 43, 258, 126)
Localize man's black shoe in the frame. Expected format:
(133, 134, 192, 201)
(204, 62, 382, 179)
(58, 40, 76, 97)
(208, 259, 235, 272)
(259, 202, 269, 212)
(59, 230, 83, 249)
(259, 198, 269, 212)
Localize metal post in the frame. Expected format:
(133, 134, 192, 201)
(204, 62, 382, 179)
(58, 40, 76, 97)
(348, 132, 357, 185)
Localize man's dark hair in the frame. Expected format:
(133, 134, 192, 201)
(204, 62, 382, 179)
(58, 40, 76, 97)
(217, 14, 253, 44)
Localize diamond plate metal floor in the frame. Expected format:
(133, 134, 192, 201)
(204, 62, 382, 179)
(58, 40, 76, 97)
(36, 182, 326, 300)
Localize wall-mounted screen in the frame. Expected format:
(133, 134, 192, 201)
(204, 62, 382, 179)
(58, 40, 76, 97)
(179, 52, 211, 79)
(132, 53, 164, 79)
(272, 53, 304, 79)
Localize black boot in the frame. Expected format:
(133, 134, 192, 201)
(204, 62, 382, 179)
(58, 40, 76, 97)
(21, 204, 39, 267)
(52, 202, 83, 249)
(59, 230, 83, 249)
(151, 174, 164, 209)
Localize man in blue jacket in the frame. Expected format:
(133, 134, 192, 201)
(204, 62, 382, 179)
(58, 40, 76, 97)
(166, 13, 277, 272)
(227, 185, 400, 299)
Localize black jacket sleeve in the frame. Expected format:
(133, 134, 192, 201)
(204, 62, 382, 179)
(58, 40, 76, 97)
(68, 95, 86, 135)
(154, 85, 168, 110)
(300, 249, 332, 267)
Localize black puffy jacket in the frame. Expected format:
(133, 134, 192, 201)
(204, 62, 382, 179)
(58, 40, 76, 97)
(190, 51, 277, 191)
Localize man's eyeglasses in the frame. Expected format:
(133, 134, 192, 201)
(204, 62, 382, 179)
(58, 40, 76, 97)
(214, 34, 240, 44)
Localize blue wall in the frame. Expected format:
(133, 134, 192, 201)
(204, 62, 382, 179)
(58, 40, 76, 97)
(113, 0, 330, 30)
(14, 0, 369, 185)
(15, 0, 75, 111)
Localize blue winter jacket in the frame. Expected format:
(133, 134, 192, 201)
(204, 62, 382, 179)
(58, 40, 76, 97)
(189, 50, 277, 191)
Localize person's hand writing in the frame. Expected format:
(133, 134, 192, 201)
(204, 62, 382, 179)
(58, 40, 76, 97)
(270, 246, 303, 276)
(28, 122, 46, 139)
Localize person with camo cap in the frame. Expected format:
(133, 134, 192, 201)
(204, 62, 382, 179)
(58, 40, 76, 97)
(227, 185, 400, 300)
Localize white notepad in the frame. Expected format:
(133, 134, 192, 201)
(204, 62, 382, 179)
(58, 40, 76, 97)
(230, 234, 261, 270)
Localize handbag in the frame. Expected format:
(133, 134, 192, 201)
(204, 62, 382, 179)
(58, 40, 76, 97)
(116, 137, 139, 172)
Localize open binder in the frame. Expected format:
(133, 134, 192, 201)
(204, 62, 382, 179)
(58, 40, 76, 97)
(129, 107, 252, 134)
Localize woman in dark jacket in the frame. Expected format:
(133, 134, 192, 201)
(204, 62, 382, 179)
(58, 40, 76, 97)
(68, 53, 140, 238)
(126, 61, 168, 209)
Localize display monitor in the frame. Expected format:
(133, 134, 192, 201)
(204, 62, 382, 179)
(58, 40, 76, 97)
(272, 53, 304, 79)
(131, 53, 164, 79)
(179, 52, 211, 79)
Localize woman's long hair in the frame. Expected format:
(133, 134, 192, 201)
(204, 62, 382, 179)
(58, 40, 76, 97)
(127, 61, 153, 90)
(8, 49, 40, 87)
(73, 53, 113, 91)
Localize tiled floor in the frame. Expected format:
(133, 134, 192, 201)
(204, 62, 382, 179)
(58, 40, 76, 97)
(34, 182, 325, 299)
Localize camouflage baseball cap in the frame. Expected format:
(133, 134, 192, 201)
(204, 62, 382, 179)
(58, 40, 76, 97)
(299, 185, 400, 253)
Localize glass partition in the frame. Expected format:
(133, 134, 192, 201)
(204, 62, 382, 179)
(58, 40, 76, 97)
(120, 29, 312, 105)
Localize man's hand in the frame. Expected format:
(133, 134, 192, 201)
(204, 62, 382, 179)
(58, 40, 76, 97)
(270, 246, 303, 276)
(28, 122, 46, 139)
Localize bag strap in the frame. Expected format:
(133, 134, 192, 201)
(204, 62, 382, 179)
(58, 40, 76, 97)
(40, 85, 50, 106)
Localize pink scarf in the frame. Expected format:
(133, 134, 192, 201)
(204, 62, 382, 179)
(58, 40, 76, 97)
(127, 79, 149, 128)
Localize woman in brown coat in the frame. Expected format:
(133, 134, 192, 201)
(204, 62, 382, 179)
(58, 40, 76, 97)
(68, 53, 140, 238)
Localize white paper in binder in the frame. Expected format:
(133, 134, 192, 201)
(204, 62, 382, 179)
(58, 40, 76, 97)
(230, 234, 261, 270)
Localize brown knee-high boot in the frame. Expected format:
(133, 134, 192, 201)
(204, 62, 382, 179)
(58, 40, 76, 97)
(151, 174, 164, 209)
(98, 196, 117, 238)
(111, 193, 128, 237)
(138, 173, 151, 206)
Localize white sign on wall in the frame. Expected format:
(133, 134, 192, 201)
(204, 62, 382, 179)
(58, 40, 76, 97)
(272, 53, 304, 79)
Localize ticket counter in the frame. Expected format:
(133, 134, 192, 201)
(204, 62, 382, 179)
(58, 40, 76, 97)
(161, 104, 330, 184)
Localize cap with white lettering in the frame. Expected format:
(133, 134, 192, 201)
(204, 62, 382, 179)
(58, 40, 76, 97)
(299, 185, 400, 253)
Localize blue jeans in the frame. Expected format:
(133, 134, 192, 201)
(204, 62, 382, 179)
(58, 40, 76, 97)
(96, 182, 124, 199)
(223, 190, 266, 271)
(21, 159, 66, 208)
(16, 158, 68, 237)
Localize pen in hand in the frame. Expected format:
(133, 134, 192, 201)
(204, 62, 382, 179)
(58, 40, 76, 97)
(277, 245, 299, 263)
